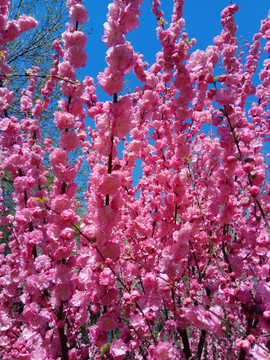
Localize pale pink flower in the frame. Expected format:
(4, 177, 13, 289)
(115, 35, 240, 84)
(187, 49, 207, 72)
(215, 87, 238, 105)
(58, 61, 76, 80)
(153, 341, 180, 359)
(110, 339, 128, 360)
(250, 344, 270, 359)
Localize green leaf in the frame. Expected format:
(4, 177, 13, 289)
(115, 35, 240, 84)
(100, 343, 110, 356)
(32, 197, 48, 204)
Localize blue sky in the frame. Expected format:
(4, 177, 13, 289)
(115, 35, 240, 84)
(82, 0, 270, 97)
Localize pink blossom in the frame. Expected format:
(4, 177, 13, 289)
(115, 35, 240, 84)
(99, 267, 116, 286)
(62, 30, 87, 49)
(153, 341, 180, 359)
(58, 61, 76, 80)
(65, 45, 87, 68)
(99, 242, 121, 262)
(70, 4, 88, 25)
(51, 195, 70, 212)
(99, 173, 121, 196)
(185, 305, 224, 336)
(110, 339, 128, 360)
(54, 111, 76, 130)
(60, 131, 80, 151)
(187, 49, 207, 72)
(60, 209, 76, 224)
(250, 344, 270, 360)
(54, 282, 73, 302)
(5, 20, 20, 41)
(0, 87, 13, 114)
(87, 325, 107, 347)
(98, 67, 124, 96)
(119, 4, 141, 33)
(106, 44, 136, 74)
(215, 87, 238, 105)
(34, 255, 51, 272)
(49, 147, 69, 166)
(143, 272, 157, 293)
(17, 15, 38, 32)
(98, 313, 118, 331)
(249, 185, 260, 196)
(102, 21, 125, 47)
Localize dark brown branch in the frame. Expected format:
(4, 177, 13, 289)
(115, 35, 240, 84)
(57, 302, 68, 360)
(195, 330, 207, 360)
(225, 112, 270, 229)
(178, 329, 192, 359)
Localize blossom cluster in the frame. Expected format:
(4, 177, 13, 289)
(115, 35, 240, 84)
(0, 1, 270, 359)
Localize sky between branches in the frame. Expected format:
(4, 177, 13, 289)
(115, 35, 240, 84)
(82, 0, 270, 99)
(77, 0, 270, 185)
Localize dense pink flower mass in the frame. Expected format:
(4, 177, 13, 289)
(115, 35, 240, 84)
(0, 0, 270, 359)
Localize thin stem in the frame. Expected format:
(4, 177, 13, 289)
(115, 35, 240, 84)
(0, 73, 78, 85)
(225, 112, 269, 229)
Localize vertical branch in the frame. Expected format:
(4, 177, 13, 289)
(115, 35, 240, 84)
(196, 330, 207, 360)
(105, 93, 117, 206)
(57, 301, 69, 360)
(178, 329, 192, 360)
(238, 318, 258, 360)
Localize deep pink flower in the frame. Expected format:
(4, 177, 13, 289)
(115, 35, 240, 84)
(54, 111, 76, 130)
(0, 88, 13, 114)
(60, 131, 80, 151)
(102, 21, 125, 47)
(62, 30, 87, 49)
(70, 4, 88, 25)
(49, 148, 69, 165)
(65, 45, 87, 68)
(106, 44, 136, 74)
(99, 267, 116, 287)
(99, 173, 121, 196)
(54, 282, 73, 302)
